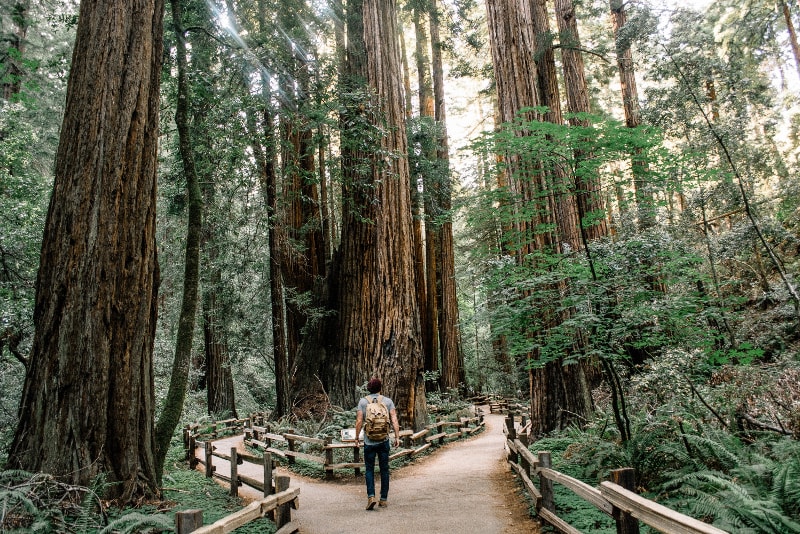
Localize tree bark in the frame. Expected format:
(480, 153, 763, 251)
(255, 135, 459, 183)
(555, 0, 608, 241)
(1, 1, 29, 101)
(331, 0, 427, 429)
(429, 0, 464, 391)
(9, 0, 164, 502)
(154, 0, 204, 480)
(780, 0, 800, 82)
(610, 0, 654, 228)
(413, 7, 440, 381)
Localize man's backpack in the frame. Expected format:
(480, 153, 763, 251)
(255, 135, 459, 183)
(363, 395, 390, 442)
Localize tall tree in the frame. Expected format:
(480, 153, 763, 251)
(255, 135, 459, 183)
(411, 3, 440, 379)
(554, 0, 608, 241)
(154, 0, 204, 478)
(8, 0, 164, 501)
(1, 1, 29, 101)
(429, 0, 464, 390)
(610, 0, 654, 227)
(330, 0, 427, 429)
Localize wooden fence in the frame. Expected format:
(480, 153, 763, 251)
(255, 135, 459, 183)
(503, 415, 728, 534)
(239, 414, 484, 478)
(179, 444, 299, 533)
(178, 410, 484, 532)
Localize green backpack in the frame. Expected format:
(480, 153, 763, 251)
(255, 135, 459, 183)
(363, 395, 390, 441)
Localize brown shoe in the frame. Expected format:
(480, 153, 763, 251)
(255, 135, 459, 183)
(366, 497, 376, 510)
(378, 500, 387, 508)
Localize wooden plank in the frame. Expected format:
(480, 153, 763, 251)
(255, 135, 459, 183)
(538, 508, 583, 534)
(282, 449, 325, 464)
(237, 451, 263, 464)
(283, 433, 326, 445)
(600, 482, 728, 534)
(326, 462, 363, 470)
(539, 468, 613, 516)
(191, 487, 301, 534)
(508, 461, 542, 507)
(514, 441, 539, 471)
(445, 431, 461, 440)
(325, 442, 360, 449)
(411, 428, 430, 441)
(238, 473, 265, 493)
(262, 432, 288, 442)
(389, 448, 414, 461)
(266, 447, 287, 460)
(412, 443, 431, 455)
(425, 432, 447, 443)
(192, 500, 262, 534)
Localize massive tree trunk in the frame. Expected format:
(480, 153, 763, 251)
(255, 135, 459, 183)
(330, 0, 427, 429)
(429, 0, 464, 391)
(8, 0, 164, 501)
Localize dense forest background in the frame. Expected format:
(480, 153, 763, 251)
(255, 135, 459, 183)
(2, 0, 800, 530)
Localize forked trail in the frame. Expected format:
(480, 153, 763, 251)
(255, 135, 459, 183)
(210, 411, 540, 534)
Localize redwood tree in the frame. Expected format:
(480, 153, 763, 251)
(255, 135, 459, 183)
(329, 0, 427, 429)
(8, 0, 164, 501)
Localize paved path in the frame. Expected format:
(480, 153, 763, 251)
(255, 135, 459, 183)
(205, 411, 540, 533)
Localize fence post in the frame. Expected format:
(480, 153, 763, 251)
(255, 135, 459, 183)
(538, 451, 554, 513)
(205, 442, 213, 478)
(274, 475, 292, 528)
(611, 468, 640, 534)
(263, 452, 273, 497)
(353, 443, 362, 477)
(324, 437, 334, 479)
(286, 430, 295, 465)
(175, 509, 203, 534)
(188, 434, 197, 468)
(230, 448, 238, 497)
(506, 413, 517, 463)
(518, 432, 530, 475)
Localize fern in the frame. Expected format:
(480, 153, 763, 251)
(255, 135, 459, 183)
(664, 469, 800, 533)
(99, 511, 173, 534)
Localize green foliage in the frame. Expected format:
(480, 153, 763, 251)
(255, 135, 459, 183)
(528, 351, 800, 534)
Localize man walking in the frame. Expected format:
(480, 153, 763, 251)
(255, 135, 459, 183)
(355, 377, 401, 510)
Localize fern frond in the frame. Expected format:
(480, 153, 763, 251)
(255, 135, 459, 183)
(99, 511, 173, 534)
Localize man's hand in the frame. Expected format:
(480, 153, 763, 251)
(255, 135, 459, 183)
(392, 438, 400, 448)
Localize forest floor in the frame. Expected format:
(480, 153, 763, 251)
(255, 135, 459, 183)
(207, 409, 541, 533)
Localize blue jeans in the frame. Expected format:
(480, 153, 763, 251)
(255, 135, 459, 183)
(364, 440, 390, 500)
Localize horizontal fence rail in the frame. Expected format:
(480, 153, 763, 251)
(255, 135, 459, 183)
(503, 413, 728, 534)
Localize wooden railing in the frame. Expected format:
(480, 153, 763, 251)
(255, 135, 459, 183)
(503, 415, 728, 534)
(237, 414, 484, 478)
(180, 442, 299, 533)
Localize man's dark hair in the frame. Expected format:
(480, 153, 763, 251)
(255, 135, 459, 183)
(367, 377, 382, 394)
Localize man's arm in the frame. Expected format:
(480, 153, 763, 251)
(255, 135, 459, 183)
(355, 409, 364, 445)
(389, 408, 400, 447)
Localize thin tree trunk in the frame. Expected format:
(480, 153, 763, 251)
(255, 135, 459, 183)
(155, 0, 204, 479)
(429, 0, 464, 390)
(780, 0, 800, 82)
(1, 1, 29, 100)
(9, 0, 164, 501)
(413, 7, 439, 379)
(610, 0, 654, 228)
